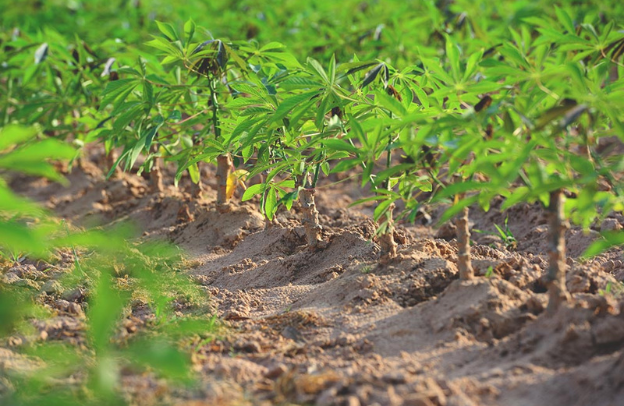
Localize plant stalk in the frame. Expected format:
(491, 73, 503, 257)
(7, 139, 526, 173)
(299, 188, 323, 248)
(149, 144, 164, 193)
(209, 76, 231, 208)
(379, 203, 398, 260)
(545, 189, 571, 313)
(209, 78, 221, 139)
(311, 161, 321, 189)
(380, 135, 397, 259)
(216, 153, 231, 206)
(456, 199, 474, 280)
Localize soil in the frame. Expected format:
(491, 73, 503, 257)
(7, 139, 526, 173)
(2, 147, 624, 406)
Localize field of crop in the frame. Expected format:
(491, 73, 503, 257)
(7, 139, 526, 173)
(1, 1, 624, 405)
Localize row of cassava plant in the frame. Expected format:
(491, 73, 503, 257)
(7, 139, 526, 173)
(4, 0, 624, 68)
(229, 12, 624, 314)
(3, 12, 624, 310)
(356, 13, 624, 312)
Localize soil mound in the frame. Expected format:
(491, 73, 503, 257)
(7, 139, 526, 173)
(4, 148, 624, 406)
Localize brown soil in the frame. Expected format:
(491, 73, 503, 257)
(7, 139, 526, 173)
(3, 148, 624, 406)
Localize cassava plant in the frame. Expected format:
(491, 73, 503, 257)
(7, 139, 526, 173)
(430, 14, 624, 309)
(321, 59, 440, 259)
(237, 55, 354, 247)
(0, 28, 125, 168)
(95, 20, 263, 202)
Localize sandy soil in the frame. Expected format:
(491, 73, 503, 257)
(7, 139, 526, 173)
(3, 148, 624, 406)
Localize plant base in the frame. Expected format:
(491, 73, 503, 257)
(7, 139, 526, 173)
(216, 154, 232, 207)
(150, 158, 164, 193)
(299, 188, 323, 248)
(546, 190, 571, 313)
(456, 206, 474, 280)
(379, 203, 398, 261)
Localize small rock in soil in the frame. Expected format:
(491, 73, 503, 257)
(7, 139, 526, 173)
(61, 287, 86, 302)
(41, 280, 64, 295)
(436, 223, 457, 240)
(601, 218, 622, 232)
(345, 395, 362, 406)
(281, 326, 306, 343)
(14, 279, 41, 289)
(382, 372, 407, 384)
(2, 273, 21, 284)
(264, 364, 288, 379)
(234, 339, 262, 353)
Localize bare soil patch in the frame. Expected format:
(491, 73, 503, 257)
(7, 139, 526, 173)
(4, 151, 624, 406)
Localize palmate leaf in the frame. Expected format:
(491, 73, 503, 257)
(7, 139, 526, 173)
(337, 60, 379, 76)
(605, 37, 624, 60)
(145, 36, 184, 57)
(373, 199, 394, 222)
(100, 79, 139, 112)
(535, 100, 579, 130)
(0, 186, 46, 217)
(260, 42, 286, 52)
(264, 186, 278, 221)
(280, 76, 324, 90)
(420, 57, 454, 84)
(433, 181, 488, 201)
(0, 139, 76, 183)
(306, 57, 329, 84)
(123, 339, 190, 382)
(0, 221, 49, 256)
(278, 189, 299, 211)
(226, 96, 267, 109)
(240, 106, 274, 116)
(34, 42, 48, 64)
(184, 19, 196, 46)
(373, 164, 413, 187)
(188, 163, 200, 183)
(322, 138, 360, 154)
(361, 63, 385, 88)
(330, 158, 361, 174)
(230, 82, 274, 104)
(438, 195, 480, 224)
(112, 102, 145, 131)
(242, 183, 264, 201)
(89, 272, 127, 352)
(559, 104, 588, 128)
(271, 90, 321, 124)
(155, 21, 179, 42)
(375, 89, 406, 117)
(445, 35, 461, 82)
(0, 125, 37, 151)
(583, 231, 624, 257)
(227, 116, 264, 146)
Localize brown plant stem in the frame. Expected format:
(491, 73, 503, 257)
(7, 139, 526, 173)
(456, 204, 474, 280)
(299, 188, 323, 248)
(545, 189, 571, 313)
(105, 149, 121, 179)
(216, 153, 232, 206)
(379, 203, 398, 260)
(191, 180, 203, 199)
(149, 145, 164, 193)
